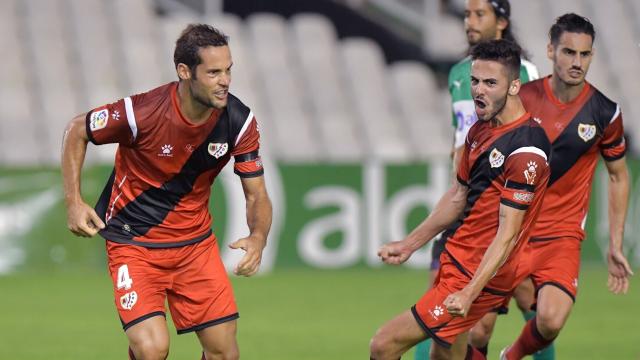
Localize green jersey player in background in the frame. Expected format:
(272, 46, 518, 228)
(415, 1, 552, 359)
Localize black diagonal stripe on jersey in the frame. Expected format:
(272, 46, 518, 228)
(97, 95, 252, 243)
(443, 124, 550, 243)
(95, 168, 116, 221)
(548, 91, 617, 186)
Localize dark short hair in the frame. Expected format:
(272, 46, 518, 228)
(470, 39, 521, 80)
(174, 24, 229, 72)
(549, 13, 596, 45)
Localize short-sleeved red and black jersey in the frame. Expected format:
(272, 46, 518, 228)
(520, 77, 626, 242)
(88, 82, 263, 248)
(444, 112, 551, 293)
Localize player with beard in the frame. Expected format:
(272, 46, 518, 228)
(62, 24, 272, 360)
(418, 1, 551, 359)
(370, 39, 551, 360)
(498, 13, 633, 360)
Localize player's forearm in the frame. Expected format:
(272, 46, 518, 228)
(464, 207, 522, 298)
(465, 230, 517, 299)
(607, 163, 630, 252)
(404, 184, 466, 251)
(61, 117, 89, 206)
(245, 191, 272, 246)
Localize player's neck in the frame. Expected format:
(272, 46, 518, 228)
(550, 74, 585, 103)
(177, 82, 214, 125)
(492, 96, 526, 127)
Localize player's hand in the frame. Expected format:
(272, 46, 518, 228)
(66, 200, 105, 237)
(229, 235, 266, 277)
(377, 240, 412, 265)
(607, 250, 634, 294)
(444, 289, 473, 318)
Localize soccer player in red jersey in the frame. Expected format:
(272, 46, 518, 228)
(62, 24, 272, 360)
(498, 13, 634, 360)
(369, 39, 551, 360)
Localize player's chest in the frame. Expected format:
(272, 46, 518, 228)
(132, 118, 234, 175)
(531, 103, 601, 153)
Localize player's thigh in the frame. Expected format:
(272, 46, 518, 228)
(106, 242, 170, 331)
(512, 277, 535, 312)
(372, 310, 426, 355)
(125, 315, 170, 356)
(168, 238, 238, 334)
(196, 319, 238, 356)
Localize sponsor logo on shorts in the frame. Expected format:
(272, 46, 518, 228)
(428, 305, 445, 320)
(120, 291, 138, 310)
(208, 142, 228, 159)
(489, 148, 504, 168)
(578, 123, 596, 142)
(513, 192, 533, 203)
(89, 109, 109, 131)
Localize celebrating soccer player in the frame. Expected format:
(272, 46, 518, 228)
(497, 13, 634, 360)
(419, 1, 553, 359)
(370, 39, 551, 360)
(62, 24, 272, 360)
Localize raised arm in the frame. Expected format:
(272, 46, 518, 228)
(378, 179, 468, 265)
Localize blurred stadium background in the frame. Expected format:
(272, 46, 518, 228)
(1, 0, 639, 358)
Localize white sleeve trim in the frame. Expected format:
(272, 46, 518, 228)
(609, 104, 621, 124)
(124, 97, 138, 141)
(235, 110, 254, 146)
(508, 146, 547, 161)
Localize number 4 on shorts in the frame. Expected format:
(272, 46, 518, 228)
(117, 264, 133, 290)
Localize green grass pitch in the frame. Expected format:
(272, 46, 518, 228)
(0, 264, 638, 359)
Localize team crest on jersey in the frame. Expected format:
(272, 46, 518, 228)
(89, 109, 109, 131)
(489, 148, 504, 168)
(578, 123, 596, 142)
(524, 161, 538, 185)
(208, 142, 228, 159)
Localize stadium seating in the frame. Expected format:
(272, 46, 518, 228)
(1, 0, 639, 166)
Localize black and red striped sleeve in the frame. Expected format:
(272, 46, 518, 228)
(500, 147, 549, 210)
(231, 115, 264, 178)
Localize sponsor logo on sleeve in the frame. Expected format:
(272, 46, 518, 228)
(89, 109, 109, 131)
(112, 110, 120, 121)
(513, 192, 534, 203)
(208, 143, 228, 159)
(489, 148, 505, 168)
(578, 123, 596, 142)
